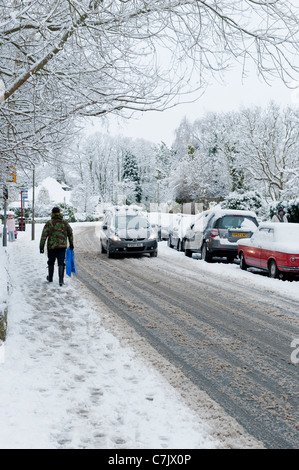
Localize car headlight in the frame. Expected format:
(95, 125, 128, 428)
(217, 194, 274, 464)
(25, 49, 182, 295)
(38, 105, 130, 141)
(148, 232, 157, 240)
(110, 234, 121, 242)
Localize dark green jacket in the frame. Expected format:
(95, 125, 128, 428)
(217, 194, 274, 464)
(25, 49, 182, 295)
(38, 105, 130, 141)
(40, 213, 73, 251)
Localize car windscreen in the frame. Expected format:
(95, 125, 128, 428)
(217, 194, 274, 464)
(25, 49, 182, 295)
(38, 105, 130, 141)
(115, 215, 149, 230)
(216, 215, 258, 230)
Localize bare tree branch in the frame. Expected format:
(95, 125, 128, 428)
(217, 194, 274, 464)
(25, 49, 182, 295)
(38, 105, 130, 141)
(0, 0, 298, 169)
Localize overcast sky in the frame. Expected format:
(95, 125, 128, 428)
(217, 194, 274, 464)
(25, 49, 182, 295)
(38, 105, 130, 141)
(87, 67, 299, 146)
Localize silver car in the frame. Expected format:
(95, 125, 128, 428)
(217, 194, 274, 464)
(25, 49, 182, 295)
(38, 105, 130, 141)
(100, 207, 158, 258)
(184, 209, 258, 262)
(168, 214, 195, 251)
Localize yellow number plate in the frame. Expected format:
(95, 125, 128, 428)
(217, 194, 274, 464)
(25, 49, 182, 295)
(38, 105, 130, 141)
(232, 232, 248, 237)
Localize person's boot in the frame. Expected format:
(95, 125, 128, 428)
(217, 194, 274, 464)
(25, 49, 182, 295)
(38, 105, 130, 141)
(47, 265, 54, 282)
(58, 265, 65, 286)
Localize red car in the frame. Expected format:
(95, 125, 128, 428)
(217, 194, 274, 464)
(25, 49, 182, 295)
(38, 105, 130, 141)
(238, 222, 299, 279)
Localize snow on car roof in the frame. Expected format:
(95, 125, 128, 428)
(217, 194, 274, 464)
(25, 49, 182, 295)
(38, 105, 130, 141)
(259, 222, 299, 237)
(210, 208, 258, 218)
(259, 221, 299, 230)
(251, 222, 299, 253)
(107, 205, 146, 217)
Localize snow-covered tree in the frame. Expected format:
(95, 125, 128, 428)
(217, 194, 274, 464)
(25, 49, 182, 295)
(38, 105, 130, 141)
(61, 132, 157, 209)
(122, 151, 142, 204)
(170, 113, 231, 202)
(239, 103, 299, 200)
(1, 0, 299, 172)
(154, 142, 173, 181)
(170, 103, 299, 204)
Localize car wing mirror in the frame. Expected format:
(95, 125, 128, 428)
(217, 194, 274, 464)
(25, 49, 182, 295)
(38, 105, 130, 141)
(102, 224, 108, 230)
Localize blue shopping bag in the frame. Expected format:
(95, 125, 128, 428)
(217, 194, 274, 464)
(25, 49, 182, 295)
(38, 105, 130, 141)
(66, 247, 77, 277)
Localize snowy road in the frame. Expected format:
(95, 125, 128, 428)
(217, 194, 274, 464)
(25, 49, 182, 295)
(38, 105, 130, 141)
(1, 223, 266, 449)
(75, 225, 299, 449)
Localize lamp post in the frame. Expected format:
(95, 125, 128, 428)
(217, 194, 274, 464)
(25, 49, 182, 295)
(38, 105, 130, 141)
(2, 186, 8, 247)
(31, 166, 35, 240)
(1, 77, 7, 246)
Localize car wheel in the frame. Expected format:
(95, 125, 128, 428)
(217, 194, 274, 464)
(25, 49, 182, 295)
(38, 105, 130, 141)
(201, 243, 212, 262)
(150, 251, 158, 257)
(107, 243, 114, 258)
(239, 252, 247, 270)
(101, 241, 107, 253)
(168, 236, 173, 248)
(269, 259, 279, 278)
(185, 248, 192, 257)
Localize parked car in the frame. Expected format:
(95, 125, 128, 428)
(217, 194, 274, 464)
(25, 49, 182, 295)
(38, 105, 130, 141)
(100, 206, 158, 258)
(147, 212, 173, 241)
(184, 209, 259, 262)
(238, 222, 299, 279)
(168, 213, 195, 251)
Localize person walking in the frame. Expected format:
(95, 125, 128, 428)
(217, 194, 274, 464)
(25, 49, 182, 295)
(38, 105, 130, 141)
(7, 213, 16, 242)
(272, 207, 288, 223)
(39, 206, 74, 286)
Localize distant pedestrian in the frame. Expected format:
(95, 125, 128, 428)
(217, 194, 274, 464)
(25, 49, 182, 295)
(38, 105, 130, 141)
(7, 213, 16, 242)
(272, 207, 288, 223)
(39, 207, 74, 286)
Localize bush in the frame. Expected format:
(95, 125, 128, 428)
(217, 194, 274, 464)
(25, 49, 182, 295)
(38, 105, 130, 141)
(14, 207, 31, 219)
(0, 307, 8, 342)
(57, 204, 76, 222)
(221, 190, 263, 215)
(75, 212, 98, 222)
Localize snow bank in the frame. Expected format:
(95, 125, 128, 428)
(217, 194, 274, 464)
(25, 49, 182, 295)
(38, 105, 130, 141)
(0, 240, 8, 342)
(0, 245, 8, 310)
(159, 242, 299, 305)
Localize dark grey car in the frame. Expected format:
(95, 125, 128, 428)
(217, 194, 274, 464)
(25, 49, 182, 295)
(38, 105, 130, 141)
(184, 209, 258, 262)
(100, 208, 158, 258)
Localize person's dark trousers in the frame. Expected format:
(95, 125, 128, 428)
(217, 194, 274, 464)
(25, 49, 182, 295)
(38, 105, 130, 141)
(47, 265, 54, 282)
(47, 248, 66, 285)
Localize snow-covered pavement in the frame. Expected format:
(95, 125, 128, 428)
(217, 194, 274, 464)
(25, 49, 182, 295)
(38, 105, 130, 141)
(0, 223, 272, 449)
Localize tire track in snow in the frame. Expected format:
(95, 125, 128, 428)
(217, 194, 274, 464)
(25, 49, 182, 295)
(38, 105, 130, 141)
(75, 226, 299, 449)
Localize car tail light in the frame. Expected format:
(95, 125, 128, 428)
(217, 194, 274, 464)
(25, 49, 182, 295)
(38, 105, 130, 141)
(210, 228, 220, 238)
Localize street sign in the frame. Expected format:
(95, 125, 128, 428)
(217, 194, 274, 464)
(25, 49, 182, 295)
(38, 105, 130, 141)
(22, 190, 28, 199)
(7, 166, 16, 183)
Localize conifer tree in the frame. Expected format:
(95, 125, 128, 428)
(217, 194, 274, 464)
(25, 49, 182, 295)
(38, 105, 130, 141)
(122, 151, 142, 204)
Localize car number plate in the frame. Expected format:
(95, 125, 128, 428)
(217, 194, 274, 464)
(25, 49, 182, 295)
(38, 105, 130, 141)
(127, 243, 143, 247)
(231, 232, 248, 238)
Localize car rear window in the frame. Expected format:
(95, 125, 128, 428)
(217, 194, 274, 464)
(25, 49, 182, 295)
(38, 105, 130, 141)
(216, 215, 258, 230)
